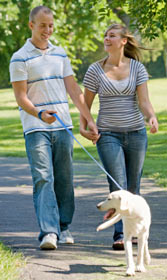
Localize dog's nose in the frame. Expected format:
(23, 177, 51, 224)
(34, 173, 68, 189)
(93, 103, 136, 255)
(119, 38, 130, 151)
(96, 204, 101, 209)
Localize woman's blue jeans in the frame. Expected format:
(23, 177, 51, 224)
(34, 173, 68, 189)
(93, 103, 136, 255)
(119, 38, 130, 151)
(96, 128, 148, 241)
(25, 130, 74, 241)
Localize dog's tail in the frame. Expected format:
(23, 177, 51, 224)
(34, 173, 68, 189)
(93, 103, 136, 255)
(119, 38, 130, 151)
(96, 214, 121, 231)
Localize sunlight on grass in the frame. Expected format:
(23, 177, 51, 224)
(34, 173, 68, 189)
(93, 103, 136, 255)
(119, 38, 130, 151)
(148, 78, 167, 112)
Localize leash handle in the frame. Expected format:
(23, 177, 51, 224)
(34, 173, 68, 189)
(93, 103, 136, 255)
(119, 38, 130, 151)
(52, 113, 123, 190)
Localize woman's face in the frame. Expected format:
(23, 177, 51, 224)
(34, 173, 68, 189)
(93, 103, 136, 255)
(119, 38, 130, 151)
(104, 28, 127, 53)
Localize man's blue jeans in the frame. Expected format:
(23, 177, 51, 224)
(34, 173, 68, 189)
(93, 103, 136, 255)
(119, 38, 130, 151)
(96, 128, 148, 241)
(25, 130, 74, 241)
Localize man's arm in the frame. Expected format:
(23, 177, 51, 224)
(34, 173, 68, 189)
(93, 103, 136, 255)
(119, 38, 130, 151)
(64, 75, 98, 135)
(12, 80, 57, 124)
(80, 87, 99, 142)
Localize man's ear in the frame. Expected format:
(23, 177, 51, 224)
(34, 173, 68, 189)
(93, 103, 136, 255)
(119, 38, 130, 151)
(120, 196, 129, 211)
(29, 21, 33, 31)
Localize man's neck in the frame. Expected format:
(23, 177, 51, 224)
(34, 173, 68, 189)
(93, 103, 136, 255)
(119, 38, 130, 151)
(30, 39, 48, 50)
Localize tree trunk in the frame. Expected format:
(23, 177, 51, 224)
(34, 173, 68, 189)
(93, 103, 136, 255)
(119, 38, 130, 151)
(162, 35, 167, 77)
(111, 7, 130, 27)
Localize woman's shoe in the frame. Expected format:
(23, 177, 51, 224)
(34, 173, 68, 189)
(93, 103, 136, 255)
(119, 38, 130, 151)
(112, 239, 124, 250)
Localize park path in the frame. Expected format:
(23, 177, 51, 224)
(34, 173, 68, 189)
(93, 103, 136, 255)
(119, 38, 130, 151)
(0, 157, 167, 280)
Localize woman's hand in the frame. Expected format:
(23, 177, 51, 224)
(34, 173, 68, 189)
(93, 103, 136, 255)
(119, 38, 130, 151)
(137, 82, 158, 134)
(149, 116, 158, 133)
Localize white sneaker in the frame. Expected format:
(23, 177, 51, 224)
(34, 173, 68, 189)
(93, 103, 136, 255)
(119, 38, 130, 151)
(40, 233, 57, 250)
(59, 229, 74, 244)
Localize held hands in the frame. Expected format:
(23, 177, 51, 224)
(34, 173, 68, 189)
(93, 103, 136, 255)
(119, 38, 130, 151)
(80, 124, 100, 145)
(149, 116, 158, 133)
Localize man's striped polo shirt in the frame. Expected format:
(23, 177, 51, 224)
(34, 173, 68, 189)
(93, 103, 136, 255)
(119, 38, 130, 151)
(10, 39, 74, 135)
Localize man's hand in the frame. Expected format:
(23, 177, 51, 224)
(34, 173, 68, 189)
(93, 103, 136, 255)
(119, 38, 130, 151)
(40, 110, 57, 124)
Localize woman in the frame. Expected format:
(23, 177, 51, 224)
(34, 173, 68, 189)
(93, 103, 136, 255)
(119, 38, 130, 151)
(80, 24, 158, 250)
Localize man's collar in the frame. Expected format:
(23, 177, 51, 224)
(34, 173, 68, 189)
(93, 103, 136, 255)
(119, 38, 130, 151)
(25, 38, 56, 52)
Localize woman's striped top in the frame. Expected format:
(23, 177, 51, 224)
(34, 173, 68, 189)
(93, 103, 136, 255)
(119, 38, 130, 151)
(83, 59, 149, 132)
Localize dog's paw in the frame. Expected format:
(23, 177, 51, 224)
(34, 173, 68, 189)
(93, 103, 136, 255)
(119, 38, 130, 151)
(136, 264, 146, 272)
(96, 225, 101, 232)
(126, 267, 135, 276)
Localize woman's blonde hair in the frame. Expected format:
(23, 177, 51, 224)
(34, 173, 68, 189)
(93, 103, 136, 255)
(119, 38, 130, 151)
(99, 23, 143, 66)
(105, 23, 141, 60)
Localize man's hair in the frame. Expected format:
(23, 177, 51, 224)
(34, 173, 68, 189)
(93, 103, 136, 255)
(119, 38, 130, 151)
(29, 6, 53, 22)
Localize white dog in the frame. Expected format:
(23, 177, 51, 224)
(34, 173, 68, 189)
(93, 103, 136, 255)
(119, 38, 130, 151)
(96, 190, 151, 276)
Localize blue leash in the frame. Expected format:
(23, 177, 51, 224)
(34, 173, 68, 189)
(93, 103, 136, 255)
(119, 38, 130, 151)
(52, 113, 123, 190)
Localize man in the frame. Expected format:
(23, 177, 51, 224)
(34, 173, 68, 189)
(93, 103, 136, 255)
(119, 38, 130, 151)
(9, 6, 98, 250)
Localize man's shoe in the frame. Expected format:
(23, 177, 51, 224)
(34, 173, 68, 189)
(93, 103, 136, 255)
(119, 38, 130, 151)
(40, 233, 57, 250)
(59, 229, 74, 244)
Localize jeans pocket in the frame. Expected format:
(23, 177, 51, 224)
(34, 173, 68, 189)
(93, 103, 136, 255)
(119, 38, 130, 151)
(136, 128, 147, 136)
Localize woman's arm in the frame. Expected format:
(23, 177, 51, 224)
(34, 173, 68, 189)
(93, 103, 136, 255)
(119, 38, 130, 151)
(137, 82, 158, 133)
(80, 88, 100, 143)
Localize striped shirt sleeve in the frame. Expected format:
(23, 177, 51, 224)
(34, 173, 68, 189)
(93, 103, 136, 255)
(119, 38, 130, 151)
(63, 56, 74, 77)
(83, 64, 98, 93)
(9, 54, 28, 82)
(136, 63, 149, 86)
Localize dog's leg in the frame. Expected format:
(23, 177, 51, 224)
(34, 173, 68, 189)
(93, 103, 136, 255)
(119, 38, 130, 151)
(124, 235, 135, 276)
(136, 235, 146, 272)
(96, 214, 121, 231)
(144, 238, 151, 265)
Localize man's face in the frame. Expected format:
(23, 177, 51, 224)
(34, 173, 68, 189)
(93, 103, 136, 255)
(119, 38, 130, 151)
(29, 10, 54, 44)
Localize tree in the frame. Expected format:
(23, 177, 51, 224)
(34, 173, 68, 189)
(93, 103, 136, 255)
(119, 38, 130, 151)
(0, 0, 167, 88)
(0, 0, 109, 87)
(111, 0, 167, 76)
(42, 0, 108, 69)
(127, 0, 167, 40)
(98, 0, 167, 40)
(0, 0, 32, 87)
(162, 33, 167, 76)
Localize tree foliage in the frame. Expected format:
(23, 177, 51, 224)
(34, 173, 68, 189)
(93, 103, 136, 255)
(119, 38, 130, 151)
(0, 0, 166, 88)
(0, 0, 110, 87)
(98, 0, 167, 40)
(0, 0, 32, 87)
(127, 0, 167, 40)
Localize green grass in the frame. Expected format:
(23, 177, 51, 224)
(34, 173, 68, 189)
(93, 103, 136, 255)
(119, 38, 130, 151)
(0, 242, 26, 280)
(0, 78, 167, 187)
(0, 79, 166, 278)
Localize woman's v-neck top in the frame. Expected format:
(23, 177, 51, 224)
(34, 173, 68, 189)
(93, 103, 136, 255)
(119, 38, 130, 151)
(83, 59, 149, 132)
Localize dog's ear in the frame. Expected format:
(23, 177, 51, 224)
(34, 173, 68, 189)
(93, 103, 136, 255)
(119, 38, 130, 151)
(120, 196, 129, 211)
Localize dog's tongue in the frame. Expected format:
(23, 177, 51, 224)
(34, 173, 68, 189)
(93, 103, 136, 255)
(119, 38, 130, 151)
(103, 208, 115, 220)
